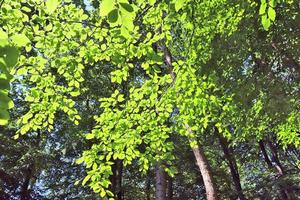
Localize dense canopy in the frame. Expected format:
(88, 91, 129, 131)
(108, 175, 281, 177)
(0, 0, 299, 199)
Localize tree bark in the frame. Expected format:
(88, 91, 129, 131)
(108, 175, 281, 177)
(186, 125, 217, 200)
(218, 134, 246, 200)
(146, 169, 151, 200)
(116, 160, 123, 200)
(110, 159, 123, 200)
(20, 164, 34, 200)
(160, 32, 217, 200)
(267, 140, 284, 176)
(192, 145, 217, 200)
(259, 140, 273, 168)
(156, 162, 167, 200)
(166, 175, 173, 200)
(267, 140, 289, 200)
(259, 140, 288, 200)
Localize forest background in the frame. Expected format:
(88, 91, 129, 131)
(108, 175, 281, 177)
(0, 0, 299, 199)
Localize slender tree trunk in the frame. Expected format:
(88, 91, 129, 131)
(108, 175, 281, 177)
(146, 169, 151, 200)
(166, 176, 173, 200)
(110, 164, 117, 196)
(156, 162, 167, 200)
(110, 160, 123, 200)
(259, 140, 288, 200)
(161, 32, 217, 199)
(20, 164, 34, 200)
(192, 145, 217, 200)
(259, 140, 273, 168)
(116, 160, 123, 200)
(267, 140, 284, 175)
(186, 125, 217, 200)
(218, 134, 246, 200)
(267, 140, 289, 200)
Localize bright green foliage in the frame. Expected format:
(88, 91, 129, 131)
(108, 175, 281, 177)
(1, 0, 86, 135)
(259, 0, 294, 30)
(76, 0, 244, 196)
(46, 0, 60, 14)
(2, 0, 299, 198)
(277, 99, 300, 148)
(0, 29, 19, 125)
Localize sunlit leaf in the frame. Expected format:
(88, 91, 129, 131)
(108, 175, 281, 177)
(268, 7, 276, 21)
(11, 34, 30, 47)
(46, 0, 59, 14)
(100, 0, 115, 17)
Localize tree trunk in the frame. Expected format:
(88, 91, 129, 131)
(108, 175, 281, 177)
(259, 140, 288, 200)
(160, 33, 217, 199)
(156, 162, 167, 200)
(146, 169, 151, 200)
(110, 159, 123, 200)
(110, 165, 116, 196)
(267, 140, 289, 200)
(166, 176, 173, 200)
(218, 134, 246, 200)
(259, 140, 273, 168)
(186, 125, 217, 200)
(20, 164, 34, 200)
(267, 140, 284, 175)
(192, 145, 217, 200)
(116, 160, 123, 200)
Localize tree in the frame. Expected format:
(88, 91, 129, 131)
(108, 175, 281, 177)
(1, 0, 299, 199)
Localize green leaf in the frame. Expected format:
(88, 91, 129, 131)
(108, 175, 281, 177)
(22, 113, 33, 123)
(16, 67, 27, 76)
(259, 2, 267, 15)
(25, 95, 35, 102)
(11, 34, 30, 47)
(100, 189, 106, 197)
(0, 29, 8, 47)
(0, 46, 19, 69)
(0, 78, 10, 90)
(0, 110, 9, 125)
(86, 133, 95, 139)
(175, 0, 186, 12)
(120, 3, 134, 13)
(101, 44, 107, 51)
(82, 174, 91, 185)
(13, 134, 19, 140)
(74, 180, 80, 185)
(21, 6, 32, 13)
(46, 0, 59, 14)
(149, 0, 156, 6)
(108, 9, 119, 23)
(122, 19, 134, 32)
(268, 0, 276, 7)
(100, 0, 115, 17)
(75, 157, 85, 164)
(0, 91, 13, 109)
(117, 95, 124, 102)
(268, 7, 276, 21)
(70, 90, 80, 97)
(261, 15, 270, 30)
